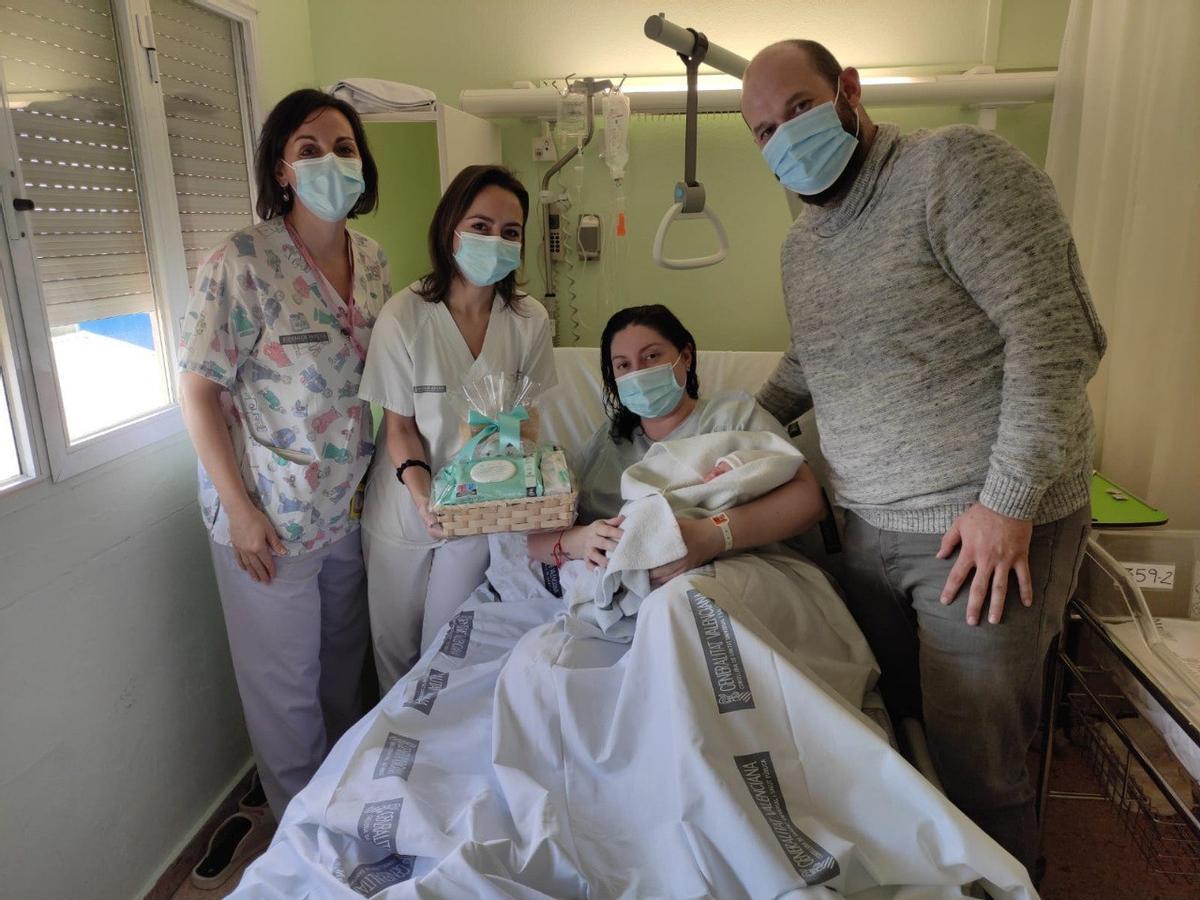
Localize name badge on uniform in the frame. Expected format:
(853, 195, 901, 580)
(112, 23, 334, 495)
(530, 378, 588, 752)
(280, 331, 331, 346)
(413, 385, 447, 394)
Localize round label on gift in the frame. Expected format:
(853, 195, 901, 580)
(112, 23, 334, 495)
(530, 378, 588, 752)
(469, 458, 518, 484)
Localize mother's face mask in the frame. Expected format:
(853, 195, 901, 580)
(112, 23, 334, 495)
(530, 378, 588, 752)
(616, 356, 686, 419)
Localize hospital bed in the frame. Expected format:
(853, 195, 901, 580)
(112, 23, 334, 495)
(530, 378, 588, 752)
(1038, 529, 1200, 885)
(541, 347, 941, 779)
(237, 347, 1034, 898)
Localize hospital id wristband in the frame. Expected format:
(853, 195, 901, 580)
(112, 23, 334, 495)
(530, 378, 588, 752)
(711, 512, 733, 552)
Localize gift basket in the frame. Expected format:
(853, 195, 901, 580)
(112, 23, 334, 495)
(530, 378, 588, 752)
(430, 373, 577, 537)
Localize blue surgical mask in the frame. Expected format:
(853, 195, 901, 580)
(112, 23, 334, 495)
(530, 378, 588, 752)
(762, 82, 859, 196)
(616, 357, 685, 419)
(286, 153, 364, 222)
(454, 231, 522, 286)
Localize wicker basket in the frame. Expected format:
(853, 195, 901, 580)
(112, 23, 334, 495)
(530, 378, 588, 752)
(433, 491, 578, 537)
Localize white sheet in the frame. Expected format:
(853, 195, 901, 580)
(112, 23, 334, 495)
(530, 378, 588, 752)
(1105, 619, 1200, 784)
(233, 536, 1035, 899)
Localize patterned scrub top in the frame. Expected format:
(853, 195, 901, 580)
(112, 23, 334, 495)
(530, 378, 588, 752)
(178, 217, 391, 556)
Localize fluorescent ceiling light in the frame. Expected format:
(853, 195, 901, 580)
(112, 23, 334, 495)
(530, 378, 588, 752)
(620, 73, 932, 93)
(621, 74, 742, 93)
(860, 75, 932, 85)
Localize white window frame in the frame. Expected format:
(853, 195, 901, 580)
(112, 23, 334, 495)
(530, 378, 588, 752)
(0, 0, 260, 496)
(0, 188, 47, 491)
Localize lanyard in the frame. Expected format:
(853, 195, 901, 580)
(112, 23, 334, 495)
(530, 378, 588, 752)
(284, 219, 367, 362)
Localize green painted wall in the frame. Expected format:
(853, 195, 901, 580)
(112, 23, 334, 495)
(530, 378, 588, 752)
(997, 0, 1071, 69)
(254, 0, 316, 109)
(353, 122, 442, 291)
(283, 0, 1068, 349)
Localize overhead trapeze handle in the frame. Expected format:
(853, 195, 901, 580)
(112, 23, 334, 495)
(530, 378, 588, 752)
(651, 201, 729, 270)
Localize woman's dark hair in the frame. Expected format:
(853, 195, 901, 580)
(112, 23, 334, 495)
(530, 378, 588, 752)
(600, 305, 700, 443)
(254, 89, 378, 221)
(417, 165, 530, 308)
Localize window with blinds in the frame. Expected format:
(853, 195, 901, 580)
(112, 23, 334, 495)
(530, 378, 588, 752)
(150, 0, 254, 288)
(0, 0, 170, 441)
(0, 0, 256, 453)
(0, 0, 157, 328)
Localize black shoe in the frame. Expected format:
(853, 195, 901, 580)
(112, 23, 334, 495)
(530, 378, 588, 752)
(238, 772, 268, 815)
(189, 812, 271, 890)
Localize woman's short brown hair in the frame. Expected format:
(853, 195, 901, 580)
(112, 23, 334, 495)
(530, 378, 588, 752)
(254, 89, 378, 221)
(417, 165, 530, 307)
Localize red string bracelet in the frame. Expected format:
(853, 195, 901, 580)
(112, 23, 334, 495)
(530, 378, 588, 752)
(552, 529, 569, 568)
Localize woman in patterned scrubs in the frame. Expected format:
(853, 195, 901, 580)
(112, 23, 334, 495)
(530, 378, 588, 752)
(178, 89, 390, 821)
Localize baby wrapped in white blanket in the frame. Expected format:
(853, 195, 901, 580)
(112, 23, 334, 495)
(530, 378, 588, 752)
(568, 430, 804, 637)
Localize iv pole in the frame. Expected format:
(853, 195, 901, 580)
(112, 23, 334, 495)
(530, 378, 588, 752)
(540, 77, 610, 312)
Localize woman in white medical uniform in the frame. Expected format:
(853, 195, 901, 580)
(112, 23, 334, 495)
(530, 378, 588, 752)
(529, 304, 823, 580)
(178, 89, 390, 823)
(360, 165, 556, 692)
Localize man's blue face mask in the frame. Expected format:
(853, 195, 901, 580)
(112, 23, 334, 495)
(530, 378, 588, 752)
(761, 81, 860, 196)
(616, 356, 686, 419)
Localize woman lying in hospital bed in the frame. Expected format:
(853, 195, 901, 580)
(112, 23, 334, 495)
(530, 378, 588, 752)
(233, 306, 1037, 899)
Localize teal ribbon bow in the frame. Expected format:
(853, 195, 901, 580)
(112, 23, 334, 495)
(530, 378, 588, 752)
(459, 405, 529, 458)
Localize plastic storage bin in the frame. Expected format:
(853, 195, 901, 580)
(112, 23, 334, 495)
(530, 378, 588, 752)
(1092, 530, 1200, 620)
(1078, 531, 1200, 781)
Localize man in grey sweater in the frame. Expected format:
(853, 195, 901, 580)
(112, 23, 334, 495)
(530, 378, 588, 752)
(741, 40, 1105, 872)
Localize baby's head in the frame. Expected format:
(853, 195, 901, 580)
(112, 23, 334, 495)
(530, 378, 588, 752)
(700, 448, 789, 483)
(702, 459, 734, 482)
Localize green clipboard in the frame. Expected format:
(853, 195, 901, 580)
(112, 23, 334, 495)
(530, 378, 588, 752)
(1090, 471, 1168, 528)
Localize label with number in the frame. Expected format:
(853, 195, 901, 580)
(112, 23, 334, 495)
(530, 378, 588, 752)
(1121, 561, 1176, 591)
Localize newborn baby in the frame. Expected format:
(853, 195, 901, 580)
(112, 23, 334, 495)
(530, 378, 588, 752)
(579, 430, 807, 637)
(701, 449, 782, 483)
(620, 430, 805, 520)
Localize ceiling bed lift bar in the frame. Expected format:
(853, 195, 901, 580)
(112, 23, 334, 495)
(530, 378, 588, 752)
(645, 14, 744, 270)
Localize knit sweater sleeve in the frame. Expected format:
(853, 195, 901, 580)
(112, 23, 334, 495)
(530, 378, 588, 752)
(756, 346, 813, 425)
(924, 126, 1106, 520)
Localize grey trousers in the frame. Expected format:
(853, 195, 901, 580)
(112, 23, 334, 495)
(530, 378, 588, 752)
(837, 504, 1090, 873)
(210, 529, 369, 820)
(361, 527, 490, 695)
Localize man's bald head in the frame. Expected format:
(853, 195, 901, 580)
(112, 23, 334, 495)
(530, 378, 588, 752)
(741, 38, 867, 150)
(740, 38, 876, 204)
(744, 40, 843, 95)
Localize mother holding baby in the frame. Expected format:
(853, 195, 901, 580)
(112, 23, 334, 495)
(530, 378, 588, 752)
(529, 304, 826, 575)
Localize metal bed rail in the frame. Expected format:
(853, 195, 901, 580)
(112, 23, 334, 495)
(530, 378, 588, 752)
(1038, 561, 1200, 884)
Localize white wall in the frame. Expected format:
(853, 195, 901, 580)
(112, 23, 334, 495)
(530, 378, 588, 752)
(0, 434, 249, 899)
(0, 0, 324, 893)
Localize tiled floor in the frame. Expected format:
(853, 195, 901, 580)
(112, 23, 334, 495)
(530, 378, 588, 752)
(1038, 734, 1198, 899)
(167, 736, 1196, 898)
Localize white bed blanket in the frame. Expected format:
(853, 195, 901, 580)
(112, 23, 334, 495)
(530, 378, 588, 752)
(233, 535, 1035, 899)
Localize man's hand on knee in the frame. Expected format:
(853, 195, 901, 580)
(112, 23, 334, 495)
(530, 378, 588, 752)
(936, 503, 1034, 626)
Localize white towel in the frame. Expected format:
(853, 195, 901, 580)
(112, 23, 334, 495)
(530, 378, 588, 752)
(325, 78, 437, 113)
(570, 431, 805, 638)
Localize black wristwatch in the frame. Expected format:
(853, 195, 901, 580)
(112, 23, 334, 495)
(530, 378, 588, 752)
(396, 459, 432, 485)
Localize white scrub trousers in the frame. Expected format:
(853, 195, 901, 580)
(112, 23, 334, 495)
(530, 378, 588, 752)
(362, 526, 490, 693)
(210, 529, 369, 820)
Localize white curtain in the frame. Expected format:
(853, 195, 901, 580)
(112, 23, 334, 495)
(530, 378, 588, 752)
(1046, 0, 1200, 528)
